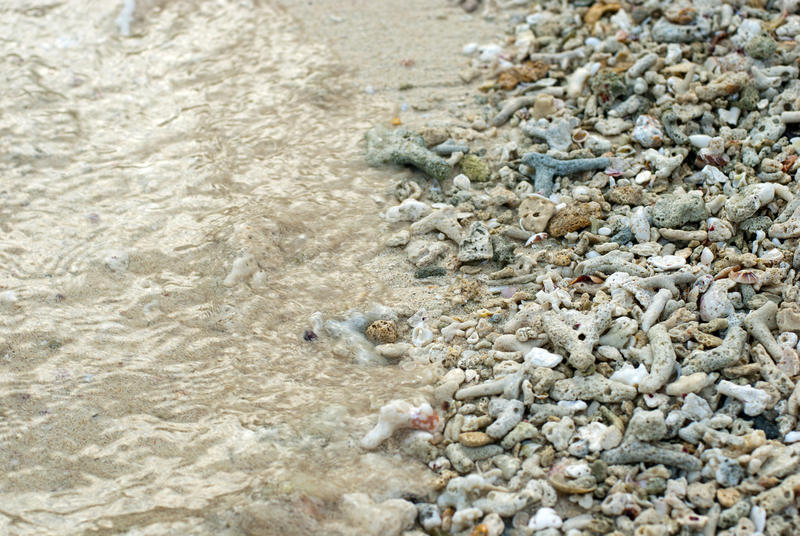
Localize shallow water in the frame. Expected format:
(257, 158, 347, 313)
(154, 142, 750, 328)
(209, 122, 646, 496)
(0, 1, 436, 533)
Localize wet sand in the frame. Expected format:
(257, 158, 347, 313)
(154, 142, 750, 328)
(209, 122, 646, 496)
(0, 1, 495, 534)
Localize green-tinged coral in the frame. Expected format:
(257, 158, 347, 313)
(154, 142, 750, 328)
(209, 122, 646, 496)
(414, 265, 447, 279)
(460, 154, 490, 182)
(589, 70, 627, 106)
(745, 33, 777, 60)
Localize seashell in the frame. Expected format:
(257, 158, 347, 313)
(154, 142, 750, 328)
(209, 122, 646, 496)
(547, 473, 596, 494)
(525, 232, 549, 246)
(572, 129, 588, 145)
(728, 269, 762, 285)
(570, 274, 605, 285)
(785, 431, 800, 443)
(648, 255, 686, 271)
(700, 247, 714, 265)
(783, 154, 798, 174)
(361, 400, 439, 449)
(412, 324, 434, 347)
(714, 265, 740, 280)
(410, 404, 440, 433)
(616, 145, 636, 158)
(694, 273, 714, 293)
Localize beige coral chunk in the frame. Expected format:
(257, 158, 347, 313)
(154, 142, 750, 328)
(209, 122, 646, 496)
(695, 71, 750, 101)
(717, 488, 740, 508)
(366, 320, 398, 344)
(777, 303, 800, 332)
(410, 206, 463, 242)
(459, 431, 494, 447)
(583, 2, 621, 26)
(548, 202, 601, 238)
(518, 195, 556, 233)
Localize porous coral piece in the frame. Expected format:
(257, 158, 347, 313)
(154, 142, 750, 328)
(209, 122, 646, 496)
(651, 192, 707, 228)
(607, 184, 644, 206)
(651, 17, 711, 43)
(518, 195, 556, 233)
(682, 326, 748, 374)
(694, 71, 750, 101)
(750, 344, 794, 397)
(542, 304, 612, 371)
(717, 380, 772, 416)
(626, 408, 667, 442)
(601, 441, 702, 471)
(458, 222, 493, 263)
(366, 319, 398, 344)
(548, 202, 601, 237)
(550, 374, 637, 403)
(522, 116, 580, 152)
(639, 323, 677, 394)
(486, 398, 524, 439)
(576, 250, 648, 277)
(745, 301, 784, 362)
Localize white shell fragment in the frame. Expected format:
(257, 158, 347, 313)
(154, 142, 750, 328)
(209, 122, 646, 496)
(525, 347, 563, 368)
(609, 363, 648, 386)
(648, 255, 686, 270)
(530, 507, 562, 531)
(361, 400, 440, 449)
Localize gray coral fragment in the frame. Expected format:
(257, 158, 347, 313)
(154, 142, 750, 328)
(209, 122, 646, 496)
(520, 152, 610, 196)
(365, 125, 451, 181)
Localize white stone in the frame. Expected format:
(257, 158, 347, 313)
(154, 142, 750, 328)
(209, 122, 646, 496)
(635, 169, 653, 185)
(453, 174, 471, 191)
(682, 393, 713, 421)
(784, 431, 800, 443)
(573, 422, 622, 452)
(610, 363, 649, 387)
(530, 507, 562, 530)
(525, 347, 563, 368)
(689, 134, 712, 148)
(700, 247, 714, 265)
(462, 43, 478, 55)
(0, 290, 18, 304)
